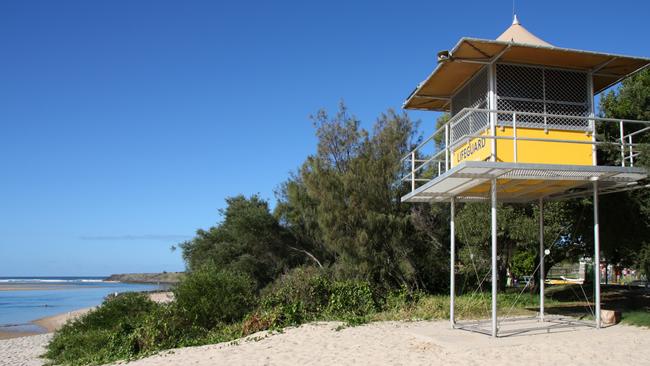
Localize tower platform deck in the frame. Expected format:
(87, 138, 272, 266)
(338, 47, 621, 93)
(401, 161, 647, 203)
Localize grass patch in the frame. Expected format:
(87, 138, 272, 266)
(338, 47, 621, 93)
(621, 310, 650, 328)
(372, 290, 566, 322)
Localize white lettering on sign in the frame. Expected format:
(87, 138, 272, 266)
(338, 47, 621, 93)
(456, 138, 486, 162)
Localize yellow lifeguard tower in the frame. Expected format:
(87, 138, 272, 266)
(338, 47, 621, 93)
(401, 16, 650, 337)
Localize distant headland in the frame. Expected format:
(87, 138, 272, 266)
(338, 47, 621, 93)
(104, 272, 184, 284)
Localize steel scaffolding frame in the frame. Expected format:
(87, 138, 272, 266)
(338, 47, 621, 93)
(404, 66, 650, 338)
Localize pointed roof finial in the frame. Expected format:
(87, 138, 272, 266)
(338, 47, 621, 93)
(497, 15, 552, 47)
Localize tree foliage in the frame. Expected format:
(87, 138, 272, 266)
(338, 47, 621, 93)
(179, 195, 303, 289)
(173, 263, 257, 328)
(180, 77, 650, 296)
(599, 68, 650, 266)
(454, 200, 588, 291)
(276, 102, 446, 291)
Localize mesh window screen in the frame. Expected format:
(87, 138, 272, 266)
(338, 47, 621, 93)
(497, 64, 543, 100)
(496, 64, 589, 130)
(545, 69, 588, 103)
(451, 68, 489, 141)
(451, 68, 488, 116)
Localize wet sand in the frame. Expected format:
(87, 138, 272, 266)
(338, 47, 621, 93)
(0, 331, 39, 340)
(0, 308, 92, 340)
(32, 307, 94, 332)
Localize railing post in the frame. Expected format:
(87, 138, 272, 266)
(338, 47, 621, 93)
(445, 124, 450, 170)
(619, 121, 625, 167)
(470, 113, 474, 136)
(488, 64, 497, 163)
(513, 112, 518, 163)
(628, 135, 634, 167)
(410, 151, 415, 192)
(544, 115, 548, 134)
(490, 112, 496, 162)
(588, 71, 597, 166)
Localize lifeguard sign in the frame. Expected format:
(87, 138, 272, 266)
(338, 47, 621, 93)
(401, 16, 650, 337)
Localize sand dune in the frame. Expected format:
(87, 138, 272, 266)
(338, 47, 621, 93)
(1, 320, 649, 366)
(111, 320, 649, 366)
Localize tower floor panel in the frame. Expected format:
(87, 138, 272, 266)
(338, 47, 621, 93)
(401, 161, 647, 203)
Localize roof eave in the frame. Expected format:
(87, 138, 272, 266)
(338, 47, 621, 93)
(403, 37, 650, 111)
(403, 37, 471, 111)
(461, 37, 650, 64)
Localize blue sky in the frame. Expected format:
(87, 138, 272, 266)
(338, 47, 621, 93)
(1, 0, 648, 276)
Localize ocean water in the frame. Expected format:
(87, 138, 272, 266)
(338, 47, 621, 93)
(0, 277, 162, 332)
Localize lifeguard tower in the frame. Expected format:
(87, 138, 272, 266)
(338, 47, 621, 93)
(401, 17, 650, 337)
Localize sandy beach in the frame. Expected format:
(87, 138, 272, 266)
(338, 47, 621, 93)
(0, 334, 52, 366)
(112, 320, 649, 366)
(1, 317, 648, 366)
(32, 308, 94, 333)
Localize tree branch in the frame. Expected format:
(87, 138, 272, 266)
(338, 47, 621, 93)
(288, 246, 323, 268)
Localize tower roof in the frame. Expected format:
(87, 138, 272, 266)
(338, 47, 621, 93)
(402, 19, 650, 111)
(496, 15, 552, 47)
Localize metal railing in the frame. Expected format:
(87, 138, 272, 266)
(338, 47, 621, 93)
(401, 108, 650, 192)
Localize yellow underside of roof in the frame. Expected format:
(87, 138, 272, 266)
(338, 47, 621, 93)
(404, 38, 650, 111)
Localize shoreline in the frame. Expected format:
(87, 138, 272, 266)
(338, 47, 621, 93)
(0, 330, 40, 340)
(0, 281, 172, 292)
(0, 307, 93, 340)
(0, 284, 103, 291)
(0, 292, 174, 340)
(33, 307, 94, 332)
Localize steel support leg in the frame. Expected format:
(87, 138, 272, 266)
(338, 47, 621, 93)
(539, 198, 546, 321)
(491, 179, 498, 337)
(593, 180, 601, 329)
(450, 197, 456, 328)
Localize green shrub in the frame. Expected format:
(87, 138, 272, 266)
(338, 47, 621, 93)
(255, 267, 333, 328)
(249, 267, 378, 330)
(326, 280, 376, 322)
(45, 267, 384, 365)
(173, 264, 257, 329)
(383, 286, 423, 312)
(72, 292, 156, 331)
(131, 303, 206, 352)
(45, 268, 257, 365)
(45, 292, 157, 365)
